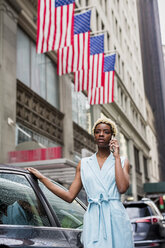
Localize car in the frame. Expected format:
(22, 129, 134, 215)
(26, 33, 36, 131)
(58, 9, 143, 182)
(0, 164, 86, 247)
(124, 198, 165, 248)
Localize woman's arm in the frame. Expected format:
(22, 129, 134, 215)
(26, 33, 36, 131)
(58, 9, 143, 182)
(110, 139, 130, 194)
(26, 161, 83, 203)
(115, 157, 130, 194)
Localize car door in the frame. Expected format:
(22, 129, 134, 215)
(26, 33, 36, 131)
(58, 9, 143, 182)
(38, 180, 85, 248)
(0, 168, 72, 248)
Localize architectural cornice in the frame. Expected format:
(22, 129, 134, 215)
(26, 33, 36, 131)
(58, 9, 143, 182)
(0, 0, 18, 23)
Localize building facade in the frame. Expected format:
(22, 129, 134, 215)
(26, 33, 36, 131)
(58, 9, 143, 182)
(163, 45, 165, 67)
(137, 0, 165, 180)
(0, 0, 160, 201)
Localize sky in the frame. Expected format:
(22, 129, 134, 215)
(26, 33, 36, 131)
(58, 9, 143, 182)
(158, 0, 165, 45)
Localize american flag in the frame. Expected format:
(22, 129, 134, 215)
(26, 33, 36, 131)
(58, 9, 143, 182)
(74, 34, 104, 92)
(57, 10, 91, 75)
(37, 0, 75, 54)
(89, 54, 116, 105)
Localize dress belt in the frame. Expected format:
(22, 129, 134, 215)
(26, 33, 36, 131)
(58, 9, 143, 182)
(88, 194, 120, 242)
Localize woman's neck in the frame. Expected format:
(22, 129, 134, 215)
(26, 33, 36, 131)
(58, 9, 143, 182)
(97, 147, 110, 158)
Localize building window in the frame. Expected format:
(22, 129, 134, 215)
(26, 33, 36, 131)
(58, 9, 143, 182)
(118, 54, 121, 74)
(119, 133, 129, 160)
(122, 61, 124, 80)
(71, 84, 92, 133)
(16, 123, 59, 147)
(134, 147, 140, 172)
(115, 18, 118, 38)
(17, 28, 59, 109)
(143, 156, 148, 180)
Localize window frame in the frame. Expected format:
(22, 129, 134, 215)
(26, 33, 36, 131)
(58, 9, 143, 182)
(0, 169, 57, 227)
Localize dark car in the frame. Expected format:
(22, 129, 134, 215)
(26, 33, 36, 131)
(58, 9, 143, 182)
(0, 164, 86, 247)
(124, 198, 165, 248)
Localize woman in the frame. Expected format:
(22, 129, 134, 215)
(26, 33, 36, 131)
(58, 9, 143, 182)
(27, 117, 134, 248)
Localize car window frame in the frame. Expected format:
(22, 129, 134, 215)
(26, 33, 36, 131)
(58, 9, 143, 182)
(38, 179, 87, 229)
(0, 168, 58, 227)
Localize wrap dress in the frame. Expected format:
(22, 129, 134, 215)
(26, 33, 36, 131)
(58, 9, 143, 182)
(80, 153, 134, 248)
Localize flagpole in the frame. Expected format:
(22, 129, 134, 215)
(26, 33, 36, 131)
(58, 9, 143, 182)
(104, 50, 118, 55)
(75, 5, 95, 12)
(90, 30, 107, 36)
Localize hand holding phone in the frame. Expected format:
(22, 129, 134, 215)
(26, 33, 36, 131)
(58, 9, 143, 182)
(109, 135, 115, 153)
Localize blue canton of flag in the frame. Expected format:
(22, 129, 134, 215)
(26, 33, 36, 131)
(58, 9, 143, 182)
(104, 54, 116, 72)
(58, 10, 91, 75)
(55, 0, 75, 7)
(89, 53, 116, 105)
(90, 34, 104, 55)
(74, 10, 91, 34)
(37, 0, 75, 53)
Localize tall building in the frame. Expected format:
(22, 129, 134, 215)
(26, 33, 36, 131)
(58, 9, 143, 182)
(137, 0, 165, 180)
(0, 0, 160, 201)
(163, 45, 165, 67)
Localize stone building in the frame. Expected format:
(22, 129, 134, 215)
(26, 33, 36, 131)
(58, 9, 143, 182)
(137, 0, 165, 181)
(0, 0, 160, 201)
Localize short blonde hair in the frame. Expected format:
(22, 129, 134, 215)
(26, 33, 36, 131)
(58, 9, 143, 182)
(92, 117, 117, 136)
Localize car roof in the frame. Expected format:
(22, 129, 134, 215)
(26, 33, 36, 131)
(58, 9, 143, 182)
(124, 199, 153, 206)
(0, 163, 32, 174)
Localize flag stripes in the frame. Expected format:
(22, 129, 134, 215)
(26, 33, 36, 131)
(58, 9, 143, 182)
(36, 1, 116, 106)
(89, 71, 115, 105)
(58, 31, 90, 75)
(74, 69, 89, 91)
(37, 0, 74, 53)
(74, 41, 104, 93)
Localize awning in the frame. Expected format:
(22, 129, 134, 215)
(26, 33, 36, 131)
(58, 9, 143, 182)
(144, 182, 165, 193)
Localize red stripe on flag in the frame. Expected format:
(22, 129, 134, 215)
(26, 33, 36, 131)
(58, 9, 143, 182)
(71, 42, 74, 73)
(61, 48, 64, 75)
(66, 46, 69, 74)
(103, 73, 105, 103)
(82, 33, 85, 69)
(59, 7, 63, 48)
(57, 49, 59, 75)
(96, 54, 99, 88)
(41, 0, 46, 53)
(77, 35, 80, 71)
(36, 0, 41, 52)
(107, 71, 110, 103)
(78, 71, 80, 91)
(71, 3, 75, 45)
(101, 54, 104, 86)
(91, 56, 95, 89)
(52, 7, 57, 50)
(64, 4, 69, 47)
(86, 70, 88, 92)
(87, 32, 90, 69)
(47, 0, 51, 51)
(112, 71, 115, 102)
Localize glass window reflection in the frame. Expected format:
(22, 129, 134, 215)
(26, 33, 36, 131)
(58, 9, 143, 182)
(72, 84, 92, 133)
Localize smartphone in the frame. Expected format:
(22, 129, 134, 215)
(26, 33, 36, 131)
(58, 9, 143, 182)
(110, 135, 115, 153)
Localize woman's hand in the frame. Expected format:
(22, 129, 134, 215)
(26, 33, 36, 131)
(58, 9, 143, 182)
(109, 138, 120, 158)
(26, 167, 45, 180)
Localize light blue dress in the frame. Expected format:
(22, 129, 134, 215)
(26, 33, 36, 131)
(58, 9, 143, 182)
(80, 153, 134, 248)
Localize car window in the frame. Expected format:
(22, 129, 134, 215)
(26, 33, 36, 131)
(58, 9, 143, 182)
(0, 173, 51, 226)
(125, 204, 151, 219)
(147, 202, 162, 216)
(39, 181, 85, 229)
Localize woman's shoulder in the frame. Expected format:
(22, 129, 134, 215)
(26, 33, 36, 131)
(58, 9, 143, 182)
(81, 153, 95, 165)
